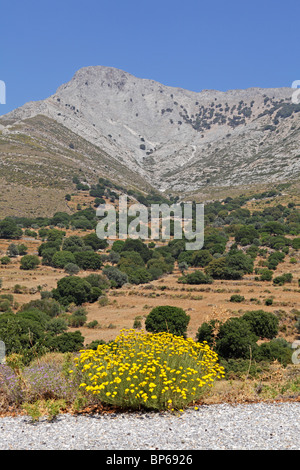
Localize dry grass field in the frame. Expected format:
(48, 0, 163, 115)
(0, 231, 299, 347)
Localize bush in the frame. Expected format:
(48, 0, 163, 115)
(52, 276, 93, 306)
(68, 307, 88, 327)
(102, 266, 128, 288)
(254, 338, 292, 366)
(267, 251, 285, 270)
(145, 305, 190, 337)
(62, 235, 84, 253)
(215, 317, 259, 359)
(19, 298, 62, 318)
(273, 273, 293, 286)
(75, 329, 224, 411)
(64, 263, 80, 275)
(190, 250, 213, 267)
(45, 317, 68, 335)
(52, 251, 76, 269)
(0, 219, 22, 239)
(20, 255, 40, 270)
(235, 225, 259, 245)
(123, 267, 152, 285)
(230, 294, 245, 303)
(74, 251, 102, 270)
(82, 232, 108, 251)
(225, 251, 254, 274)
(195, 320, 216, 347)
(205, 257, 243, 280)
(241, 310, 279, 339)
(291, 238, 300, 250)
(7, 243, 19, 257)
(45, 330, 85, 353)
(259, 268, 273, 281)
(0, 312, 45, 357)
(121, 238, 152, 262)
(178, 271, 213, 285)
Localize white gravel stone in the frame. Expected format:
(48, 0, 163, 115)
(0, 402, 299, 450)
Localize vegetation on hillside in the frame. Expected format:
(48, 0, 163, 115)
(0, 181, 299, 417)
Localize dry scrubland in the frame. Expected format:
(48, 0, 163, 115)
(0, 234, 299, 345)
(0, 186, 300, 414)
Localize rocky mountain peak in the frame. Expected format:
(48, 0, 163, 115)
(1, 66, 299, 196)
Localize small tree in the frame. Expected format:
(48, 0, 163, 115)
(102, 266, 128, 288)
(242, 310, 279, 339)
(178, 270, 213, 285)
(0, 219, 22, 239)
(215, 317, 258, 359)
(52, 250, 76, 269)
(259, 268, 273, 281)
(7, 243, 19, 257)
(20, 255, 40, 270)
(74, 251, 102, 270)
(64, 263, 80, 275)
(52, 276, 93, 306)
(145, 305, 190, 337)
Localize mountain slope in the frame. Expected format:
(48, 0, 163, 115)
(0, 65, 299, 215)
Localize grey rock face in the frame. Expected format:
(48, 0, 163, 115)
(1, 66, 299, 192)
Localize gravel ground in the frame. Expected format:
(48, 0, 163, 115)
(0, 402, 299, 451)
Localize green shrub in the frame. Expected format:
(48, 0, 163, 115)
(215, 317, 258, 359)
(82, 232, 108, 251)
(145, 305, 190, 337)
(190, 250, 213, 267)
(85, 273, 110, 290)
(123, 267, 152, 285)
(86, 320, 99, 329)
(7, 243, 19, 257)
(0, 312, 45, 358)
(74, 251, 102, 270)
(20, 255, 40, 270)
(133, 319, 142, 329)
(19, 298, 62, 318)
(235, 225, 259, 245)
(45, 330, 84, 353)
(291, 238, 300, 250)
(241, 310, 279, 339)
(273, 273, 293, 286)
(68, 307, 87, 327)
(178, 270, 213, 285)
(230, 294, 245, 303)
(0, 219, 22, 239)
(64, 262, 80, 275)
(45, 317, 68, 335)
(254, 338, 292, 366)
(195, 320, 216, 347)
(102, 266, 128, 288)
(52, 276, 93, 306)
(51, 251, 76, 269)
(259, 268, 273, 281)
(62, 236, 85, 253)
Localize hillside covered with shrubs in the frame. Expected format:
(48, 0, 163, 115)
(0, 181, 299, 416)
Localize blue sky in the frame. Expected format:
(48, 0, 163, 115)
(0, 0, 299, 114)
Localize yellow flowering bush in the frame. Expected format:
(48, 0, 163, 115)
(74, 329, 225, 411)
